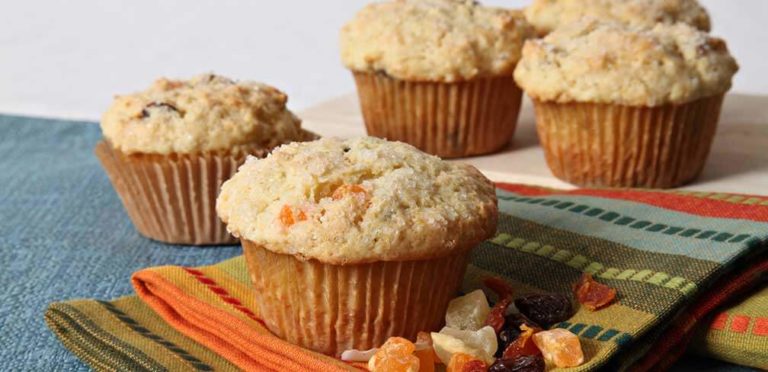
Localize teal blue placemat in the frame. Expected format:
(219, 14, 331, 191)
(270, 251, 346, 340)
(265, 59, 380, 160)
(0, 114, 241, 370)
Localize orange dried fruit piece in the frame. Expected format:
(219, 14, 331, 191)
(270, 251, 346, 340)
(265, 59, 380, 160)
(279, 205, 295, 227)
(532, 329, 585, 368)
(447, 353, 487, 372)
(501, 324, 541, 360)
(278, 205, 307, 227)
(573, 273, 617, 311)
(368, 337, 420, 372)
(414, 332, 436, 372)
(332, 184, 368, 201)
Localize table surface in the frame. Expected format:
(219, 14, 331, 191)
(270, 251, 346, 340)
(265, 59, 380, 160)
(300, 93, 768, 195)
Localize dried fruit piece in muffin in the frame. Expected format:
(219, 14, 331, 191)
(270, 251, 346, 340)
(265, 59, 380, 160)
(431, 326, 498, 365)
(446, 290, 491, 331)
(368, 337, 420, 372)
(447, 353, 488, 372)
(488, 355, 545, 372)
(532, 329, 585, 368)
(573, 273, 617, 311)
(514, 293, 572, 328)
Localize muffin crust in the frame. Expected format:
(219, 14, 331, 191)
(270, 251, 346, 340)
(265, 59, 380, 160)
(514, 20, 738, 106)
(101, 73, 305, 155)
(525, 0, 711, 35)
(340, 0, 531, 82)
(217, 137, 498, 264)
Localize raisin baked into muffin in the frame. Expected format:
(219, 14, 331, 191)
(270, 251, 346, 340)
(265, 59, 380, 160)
(97, 73, 314, 245)
(217, 136, 498, 355)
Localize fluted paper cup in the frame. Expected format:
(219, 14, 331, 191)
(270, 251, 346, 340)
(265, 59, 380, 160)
(242, 240, 472, 356)
(352, 71, 523, 158)
(532, 94, 724, 188)
(95, 141, 268, 245)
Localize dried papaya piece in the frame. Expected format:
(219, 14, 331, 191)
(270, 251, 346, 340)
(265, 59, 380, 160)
(485, 297, 512, 334)
(414, 332, 436, 372)
(447, 353, 487, 372)
(573, 273, 617, 311)
(532, 329, 584, 367)
(278, 205, 307, 227)
(501, 324, 541, 360)
(279, 205, 295, 227)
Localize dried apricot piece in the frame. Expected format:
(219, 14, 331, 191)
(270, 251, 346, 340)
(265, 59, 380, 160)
(332, 184, 368, 201)
(501, 325, 541, 360)
(368, 337, 420, 372)
(278, 205, 307, 227)
(447, 353, 487, 372)
(573, 273, 617, 311)
(414, 332, 435, 372)
(532, 329, 584, 368)
(279, 205, 295, 227)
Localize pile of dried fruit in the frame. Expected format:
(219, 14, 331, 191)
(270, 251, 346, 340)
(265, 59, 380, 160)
(344, 274, 617, 371)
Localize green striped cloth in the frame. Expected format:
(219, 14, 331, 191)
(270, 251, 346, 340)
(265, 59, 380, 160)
(46, 183, 768, 371)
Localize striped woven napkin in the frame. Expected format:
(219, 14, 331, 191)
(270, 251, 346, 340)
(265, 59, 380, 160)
(46, 184, 768, 371)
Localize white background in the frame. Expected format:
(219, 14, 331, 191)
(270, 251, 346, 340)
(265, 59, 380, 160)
(1, 0, 766, 121)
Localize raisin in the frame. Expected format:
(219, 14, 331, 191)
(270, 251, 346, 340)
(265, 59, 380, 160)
(573, 273, 617, 311)
(514, 293, 572, 328)
(488, 355, 545, 372)
(140, 102, 181, 118)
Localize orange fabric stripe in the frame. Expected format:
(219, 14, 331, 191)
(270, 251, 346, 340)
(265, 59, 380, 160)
(131, 270, 357, 372)
(496, 183, 768, 223)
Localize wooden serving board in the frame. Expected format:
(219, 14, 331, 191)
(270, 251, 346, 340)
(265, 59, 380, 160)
(300, 93, 768, 195)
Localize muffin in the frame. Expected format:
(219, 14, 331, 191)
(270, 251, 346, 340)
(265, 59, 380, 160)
(524, 0, 711, 36)
(340, 0, 532, 158)
(514, 20, 738, 188)
(216, 137, 498, 355)
(97, 73, 314, 245)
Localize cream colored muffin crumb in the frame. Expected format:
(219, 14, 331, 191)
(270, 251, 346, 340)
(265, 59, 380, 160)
(525, 0, 711, 35)
(340, 0, 532, 82)
(101, 73, 306, 155)
(513, 20, 738, 106)
(217, 137, 498, 264)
